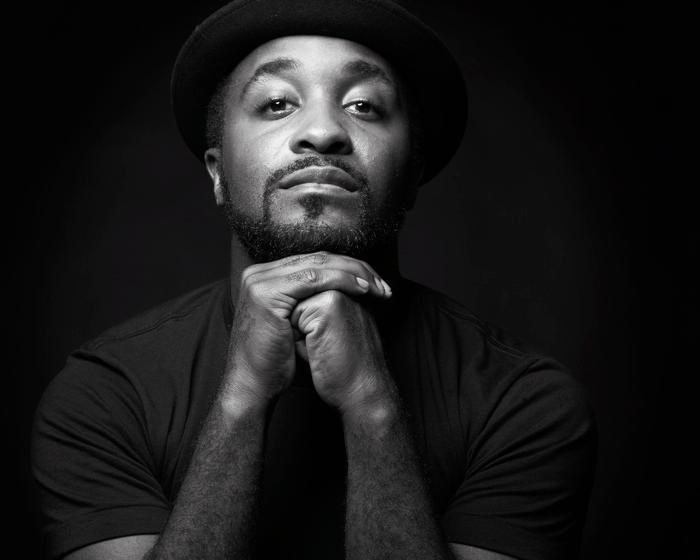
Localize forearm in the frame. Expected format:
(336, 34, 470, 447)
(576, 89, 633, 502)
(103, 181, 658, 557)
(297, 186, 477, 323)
(343, 389, 451, 560)
(146, 392, 268, 560)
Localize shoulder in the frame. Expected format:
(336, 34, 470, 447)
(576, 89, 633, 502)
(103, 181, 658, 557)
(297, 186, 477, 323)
(84, 278, 229, 352)
(395, 280, 596, 558)
(37, 278, 230, 418)
(397, 278, 595, 432)
(398, 277, 541, 361)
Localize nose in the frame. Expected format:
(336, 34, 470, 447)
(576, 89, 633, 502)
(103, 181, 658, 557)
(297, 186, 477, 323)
(289, 103, 352, 155)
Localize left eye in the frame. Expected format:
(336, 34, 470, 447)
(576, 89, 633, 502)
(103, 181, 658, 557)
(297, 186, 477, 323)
(345, 100, 380, 117)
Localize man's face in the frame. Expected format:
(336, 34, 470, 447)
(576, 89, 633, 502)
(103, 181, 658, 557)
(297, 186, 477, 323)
(205, 35, 418, 262)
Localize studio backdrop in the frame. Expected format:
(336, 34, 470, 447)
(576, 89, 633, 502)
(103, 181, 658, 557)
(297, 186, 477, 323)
(9, 1, 691, 559)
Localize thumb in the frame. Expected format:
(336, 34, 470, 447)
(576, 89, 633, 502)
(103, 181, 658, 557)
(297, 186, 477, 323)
(290, 292, 327, 335)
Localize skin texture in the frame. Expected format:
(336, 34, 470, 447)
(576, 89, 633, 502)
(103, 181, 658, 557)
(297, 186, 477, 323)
(64, 36, 516, 560)
(207, 36, 414, 236)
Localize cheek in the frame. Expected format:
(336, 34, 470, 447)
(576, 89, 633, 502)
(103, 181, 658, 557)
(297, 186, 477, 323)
(361, 124, 412, 190)
(221, 125, 278, 211)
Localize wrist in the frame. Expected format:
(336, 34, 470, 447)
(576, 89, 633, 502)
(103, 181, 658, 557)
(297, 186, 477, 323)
(219, 357, 288, 410)
(341, 386, 402, 437)
(218, 381, 273, 422)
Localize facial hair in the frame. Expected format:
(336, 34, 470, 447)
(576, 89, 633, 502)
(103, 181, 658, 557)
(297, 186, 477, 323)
(220, 155, 409, 263)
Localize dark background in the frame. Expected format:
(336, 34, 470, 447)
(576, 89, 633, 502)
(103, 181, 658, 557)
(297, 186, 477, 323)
(8, 0, 693, 558)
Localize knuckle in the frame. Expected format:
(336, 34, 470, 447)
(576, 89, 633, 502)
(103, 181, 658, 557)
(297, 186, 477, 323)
(310, 251, 329, 265)
(282, 254, 304, 267)
(241, 269, 263, 291)
(240, 274, 254, 293)
(244, 261, 264, 273)
(304, 268, 318, 282)
(324, 289, 345, 307)
(240, 266, 256, 283)
(288, 268, 317, 284)
(247, 281, 267, 301)
(343, 254, 367, 267)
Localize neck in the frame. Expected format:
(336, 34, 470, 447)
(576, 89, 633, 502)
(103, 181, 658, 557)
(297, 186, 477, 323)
(228, 234, 402, 306)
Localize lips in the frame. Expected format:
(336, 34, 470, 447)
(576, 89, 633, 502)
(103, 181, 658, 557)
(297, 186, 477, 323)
(277, 166, 360, 193)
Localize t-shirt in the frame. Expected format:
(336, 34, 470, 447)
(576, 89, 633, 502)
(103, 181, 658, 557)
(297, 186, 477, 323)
(32, 277, 597, 560)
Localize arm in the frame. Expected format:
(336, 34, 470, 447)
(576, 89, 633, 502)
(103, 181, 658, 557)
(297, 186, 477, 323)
(65, 394, 515, 560)
(292, 291, 519, 560)
(65, 365, 272, 560)
(60, 252, 390, 560)
(143, 390, 267, 558)
(343, 391, 449, 559)
(343, 379, 517, 560)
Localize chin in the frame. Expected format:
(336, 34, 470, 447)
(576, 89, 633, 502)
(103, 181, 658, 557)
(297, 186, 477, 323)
(224, 192, 405, 263)
(234, 219, 393, 263)
(278, 215, 362, 229)
(271, 195, 363, 226)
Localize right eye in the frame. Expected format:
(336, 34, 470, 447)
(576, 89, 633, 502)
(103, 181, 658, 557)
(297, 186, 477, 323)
(258, 96, 297, 118)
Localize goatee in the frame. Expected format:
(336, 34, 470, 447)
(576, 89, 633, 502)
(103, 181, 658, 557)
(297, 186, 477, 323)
(219, 156, 409, 262)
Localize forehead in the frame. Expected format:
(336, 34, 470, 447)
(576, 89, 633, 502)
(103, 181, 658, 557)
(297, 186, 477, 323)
(229, 35, 399, 86)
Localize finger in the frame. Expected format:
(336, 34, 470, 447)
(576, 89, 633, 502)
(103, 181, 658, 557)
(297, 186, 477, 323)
(290, 291, 327, 332)
(290, 297, 305, 330)
(260, 267, 384, 303)
(245, 252, 331, 274)
(246, 259, 388, 300)
(244, 252, 391, 296)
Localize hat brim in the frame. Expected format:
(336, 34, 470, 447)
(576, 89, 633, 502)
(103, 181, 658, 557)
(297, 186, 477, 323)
(171, 0, 467, 184)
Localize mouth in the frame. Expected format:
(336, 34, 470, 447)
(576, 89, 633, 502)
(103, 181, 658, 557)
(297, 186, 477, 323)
(277, 166, 361, 193)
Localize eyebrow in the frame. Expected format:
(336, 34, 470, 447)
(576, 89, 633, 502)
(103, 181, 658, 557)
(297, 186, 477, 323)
(239, 56, 396, 99)
(341, 59, 396, 88)
(240, 57, 300, 98)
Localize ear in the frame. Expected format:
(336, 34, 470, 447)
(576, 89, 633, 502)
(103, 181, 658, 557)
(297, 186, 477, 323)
(204, 147, 226, 206)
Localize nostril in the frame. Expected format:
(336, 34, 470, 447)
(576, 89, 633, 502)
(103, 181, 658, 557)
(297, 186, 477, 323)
(294, 137, 351, 155)
(297, 139, 316, 151)
(325, 140, 349, 154)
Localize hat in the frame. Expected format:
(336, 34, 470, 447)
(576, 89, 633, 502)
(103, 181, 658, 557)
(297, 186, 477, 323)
(171, 0, 467, 185)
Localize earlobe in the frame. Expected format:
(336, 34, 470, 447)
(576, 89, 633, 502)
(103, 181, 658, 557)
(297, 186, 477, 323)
(213, 176, 226, 207)
(204, 148, 226, 206)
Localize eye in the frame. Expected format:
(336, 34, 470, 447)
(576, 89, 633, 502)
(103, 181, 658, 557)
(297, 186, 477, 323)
(258, 96, 297, 118)
(345, 99, 382, 119)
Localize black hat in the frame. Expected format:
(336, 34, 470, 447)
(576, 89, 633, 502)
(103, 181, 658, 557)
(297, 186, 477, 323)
(171, 0, 467, 185)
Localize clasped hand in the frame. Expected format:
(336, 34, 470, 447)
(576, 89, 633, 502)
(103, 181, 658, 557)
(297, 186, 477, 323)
(223, 251, 394, 415)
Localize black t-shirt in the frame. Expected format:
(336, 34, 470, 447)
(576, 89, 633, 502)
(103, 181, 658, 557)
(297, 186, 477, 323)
(32, 277, 596, 560)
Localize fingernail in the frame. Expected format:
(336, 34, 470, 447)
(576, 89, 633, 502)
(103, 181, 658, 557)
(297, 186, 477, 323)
(356, 276, 370, 290)
(381, 279, 393, 296)
(374, 276, 384, 293)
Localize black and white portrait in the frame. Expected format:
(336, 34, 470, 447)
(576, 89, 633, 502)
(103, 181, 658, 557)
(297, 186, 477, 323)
(8, 1, 690, 559)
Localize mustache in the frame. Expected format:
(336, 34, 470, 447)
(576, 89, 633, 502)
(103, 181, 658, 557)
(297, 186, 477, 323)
(264, 156, 368, 194)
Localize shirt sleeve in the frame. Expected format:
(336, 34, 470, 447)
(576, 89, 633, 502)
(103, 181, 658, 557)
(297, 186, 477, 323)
(442, 357, 597, 560)
(31, 349, 171, 559)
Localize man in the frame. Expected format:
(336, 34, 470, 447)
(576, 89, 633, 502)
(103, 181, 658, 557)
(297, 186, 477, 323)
(31, 1, 596, 559)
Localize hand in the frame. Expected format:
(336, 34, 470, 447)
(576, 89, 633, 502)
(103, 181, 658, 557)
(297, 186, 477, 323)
(290, 289, 396, 416)
(222, 252, 392, 407)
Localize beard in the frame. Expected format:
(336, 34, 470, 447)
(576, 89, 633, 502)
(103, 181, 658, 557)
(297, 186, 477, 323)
(220, 155, 410, 263)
